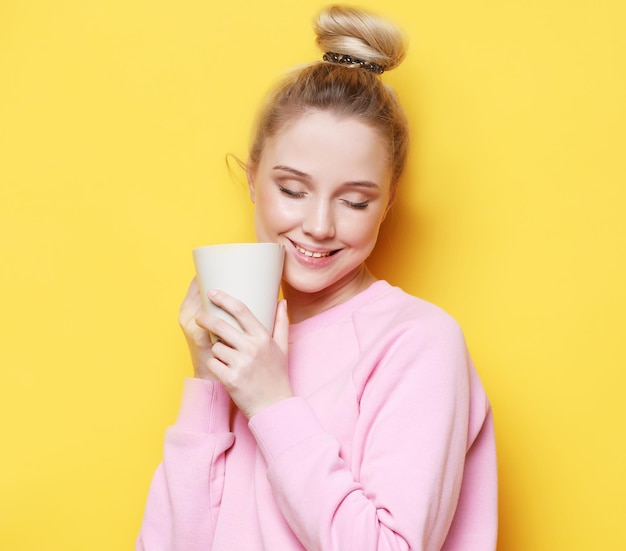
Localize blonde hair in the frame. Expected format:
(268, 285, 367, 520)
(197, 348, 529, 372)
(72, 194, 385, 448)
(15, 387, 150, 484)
(247, 5, 409, 191)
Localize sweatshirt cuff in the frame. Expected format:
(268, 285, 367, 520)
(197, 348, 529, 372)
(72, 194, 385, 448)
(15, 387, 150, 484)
(248, 397, 323, 463)
(175, 377, 232, 433)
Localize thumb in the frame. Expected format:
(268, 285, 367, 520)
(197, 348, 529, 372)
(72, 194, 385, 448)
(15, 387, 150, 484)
(272, 300, 290, 356)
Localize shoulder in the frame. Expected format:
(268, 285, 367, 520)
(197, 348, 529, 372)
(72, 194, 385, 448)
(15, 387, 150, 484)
(354, 281, 465, 346)
(350, 282, 473, 400)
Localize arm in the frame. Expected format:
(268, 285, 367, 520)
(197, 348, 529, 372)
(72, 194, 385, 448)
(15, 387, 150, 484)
(249, 321, 475, 551)
(137, 279, 236, 550)
(136, 378, 235, 551)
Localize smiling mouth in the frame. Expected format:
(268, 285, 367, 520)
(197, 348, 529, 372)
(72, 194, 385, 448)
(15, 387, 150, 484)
(292, 242, 338, 258)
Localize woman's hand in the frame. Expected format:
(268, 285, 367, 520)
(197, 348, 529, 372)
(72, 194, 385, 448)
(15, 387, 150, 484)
(196, 290, 292, 419)
(179, 278, 218, 380)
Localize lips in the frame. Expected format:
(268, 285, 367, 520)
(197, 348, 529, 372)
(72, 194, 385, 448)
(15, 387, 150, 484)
(288, 239, 340, 263)
(293, 243, 334, 258)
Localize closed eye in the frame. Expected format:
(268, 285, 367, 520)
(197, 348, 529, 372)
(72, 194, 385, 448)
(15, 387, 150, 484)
(279, 186, 305, 198)
(342, 199, 369, 209)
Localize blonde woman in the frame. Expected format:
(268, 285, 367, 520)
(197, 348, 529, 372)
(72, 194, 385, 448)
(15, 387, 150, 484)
(137, 5, 497, 550)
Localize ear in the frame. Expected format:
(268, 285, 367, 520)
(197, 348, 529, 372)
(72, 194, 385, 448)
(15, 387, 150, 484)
(247, 168, 256, 203)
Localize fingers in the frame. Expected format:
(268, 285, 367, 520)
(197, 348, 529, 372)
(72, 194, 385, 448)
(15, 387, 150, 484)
(177, 278, 219, 380)
(206, 355, 230, 383)
(180, 278, 203, 325)
(205, 289, 264, 336)
(209, 339, 237, 367)
(182, 277, 201, 305)
(200, 293, 287, 372)
(199, 293, 291, 419)
(197, 312, 244, 349)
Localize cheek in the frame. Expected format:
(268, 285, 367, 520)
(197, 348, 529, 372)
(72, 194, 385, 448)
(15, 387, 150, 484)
(341, 212, 384, 246)
(254, 194, 294, 234)
(264, 187, 305, 218)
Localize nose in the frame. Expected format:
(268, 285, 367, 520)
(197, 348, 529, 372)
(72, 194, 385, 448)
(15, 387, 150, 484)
(302, 199, 336, 240)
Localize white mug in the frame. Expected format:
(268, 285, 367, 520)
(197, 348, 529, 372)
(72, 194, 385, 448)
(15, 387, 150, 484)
(192, 243, 285, 336)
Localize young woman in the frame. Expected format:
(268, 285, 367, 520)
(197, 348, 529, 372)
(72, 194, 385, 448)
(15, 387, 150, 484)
(137, 5, 497, 550)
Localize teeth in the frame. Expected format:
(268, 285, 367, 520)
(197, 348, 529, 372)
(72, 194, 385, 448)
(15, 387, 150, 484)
(295, 244, 332, 258)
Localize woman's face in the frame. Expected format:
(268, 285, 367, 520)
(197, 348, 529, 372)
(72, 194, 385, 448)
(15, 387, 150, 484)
(248, 110, 392, 302)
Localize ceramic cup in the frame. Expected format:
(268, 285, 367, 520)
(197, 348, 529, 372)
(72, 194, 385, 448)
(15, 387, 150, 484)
(192, 243, 285, 337)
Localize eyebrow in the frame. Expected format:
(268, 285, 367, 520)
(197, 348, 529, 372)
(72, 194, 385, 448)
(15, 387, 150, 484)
(273, 165, 310, 179)
(272, 165, 380, 189)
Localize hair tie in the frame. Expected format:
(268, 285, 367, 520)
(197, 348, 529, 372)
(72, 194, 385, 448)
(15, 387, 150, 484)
(322, 52, 384, 74)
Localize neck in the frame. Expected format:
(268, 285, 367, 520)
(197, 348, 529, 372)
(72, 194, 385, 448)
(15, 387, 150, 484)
(282, 265, 377, 324)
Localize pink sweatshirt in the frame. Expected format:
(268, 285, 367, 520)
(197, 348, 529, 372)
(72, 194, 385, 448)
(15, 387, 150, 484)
(137, 281, 497, 550)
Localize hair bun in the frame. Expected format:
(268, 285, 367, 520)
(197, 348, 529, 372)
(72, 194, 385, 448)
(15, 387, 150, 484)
(314, 5, 406, 72)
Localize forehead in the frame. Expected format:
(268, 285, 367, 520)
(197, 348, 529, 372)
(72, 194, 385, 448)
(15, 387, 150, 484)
(261, 111, 392, 183)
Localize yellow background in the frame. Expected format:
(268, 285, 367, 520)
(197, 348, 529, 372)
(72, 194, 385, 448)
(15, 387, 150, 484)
(1, 0, 624, 549)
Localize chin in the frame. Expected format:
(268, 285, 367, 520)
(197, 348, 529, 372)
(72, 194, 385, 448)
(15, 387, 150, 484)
(282, 277, 332, 295)
(284, 265, 361, 295)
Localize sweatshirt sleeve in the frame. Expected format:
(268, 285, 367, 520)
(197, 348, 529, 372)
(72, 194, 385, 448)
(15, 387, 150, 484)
(249, 318, 487, 551)
(136, 378, 235, 551)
